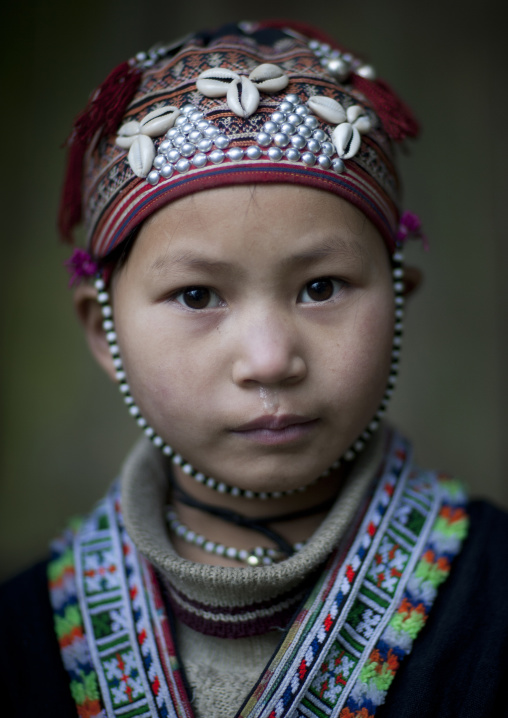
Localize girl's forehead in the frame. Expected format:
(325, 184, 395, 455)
(132, 184, 383, 269)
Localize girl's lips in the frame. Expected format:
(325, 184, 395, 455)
(232, 415, 319, 445)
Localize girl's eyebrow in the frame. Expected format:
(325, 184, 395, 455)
(281, 237, 365, 268)
(148, 237, 364, 275)
(148, 252, 233, 274)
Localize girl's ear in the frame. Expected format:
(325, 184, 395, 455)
(403, 266, 423, 296)
(73, 283, 117, 382)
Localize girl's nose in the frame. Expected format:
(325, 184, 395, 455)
(231, 312, 307, 387)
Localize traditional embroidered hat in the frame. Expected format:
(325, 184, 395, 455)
(59, 20, 419, 260)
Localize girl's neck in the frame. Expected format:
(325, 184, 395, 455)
(169, 464, 347, 567)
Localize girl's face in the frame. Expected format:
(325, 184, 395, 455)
(111, 184, 395, 493)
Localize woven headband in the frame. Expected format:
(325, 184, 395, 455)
(59, 20, 420, 261)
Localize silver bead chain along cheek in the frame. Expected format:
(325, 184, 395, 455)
(94, 277, 336, 500)
(166, 507, 304, 566)
(93, 250, 404, 497)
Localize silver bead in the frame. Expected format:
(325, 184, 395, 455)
(205, 126, 219, 138)
(295, 105, 309, 116)
(153, 155, 166, 170)
(176, 158, 190, 173)
(167, 148, 180, 163)
(286, 93, 300, 105)
(268, 146, 283, 161)
(159, 139, 172, 153)
(180, 143, 195, 157)
(263, 121, 278, 135)
(285, 148, 301, 161)
(298, 125, 312, 139)
(271, 111, 286, 123)
(326, 57, 350, 81)
(304, 116, 319, 129)
(175, 115, 187, 126)
(290, 134, 306, 150)
(274, 132, 290, 147)
(189, 111, 204, 122)
(287, 113, 302, 126)
(280, 122, 296, 136)
(257, 132, 271, 147)
(181, 104, 195, 115)
(198, 138, 213, 152)
(147, 170, 160, 185)
(332, 158, 345, 173)
(214, 135, 230, 149)
(173, 135, 186, 147)
(317, 155, 332, 169)
(182, 122, 194, 134)
(307, 138, 321, 153)
(192, 152, 207, 167)
(188, 130, 203, 142)
(246, 145, 262, 159)
(301, 152, 316, 166)
(227, 147, 245, 161)
(209, 149, 225, 164)
(356, 64, 376, 80)
(197, 119, 209, 131)
(279, 101, 294, 113)
(167, 128, 179, 138)
(313, 129, 327, 142)
(321, 141, 335, 156)
(160, 163, 174, 178)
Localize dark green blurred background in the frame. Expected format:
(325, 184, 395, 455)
(1, 0, 507, 582)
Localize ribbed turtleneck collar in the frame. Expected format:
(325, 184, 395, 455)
(121, 429, 388, 636)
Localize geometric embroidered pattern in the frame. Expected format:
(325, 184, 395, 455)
(49, 496, 193, 718)
(237, 435, 468, 718)
(49, 431, 468, 718)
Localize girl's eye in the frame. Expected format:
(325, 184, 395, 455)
(175, 287, 221, 309)
(299, 278, 344, 303)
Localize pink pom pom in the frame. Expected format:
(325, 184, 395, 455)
(396, 211, 428, 250)
(65, 249, 98, 286)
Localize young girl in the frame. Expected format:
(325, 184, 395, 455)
(1, 19, 507, 718)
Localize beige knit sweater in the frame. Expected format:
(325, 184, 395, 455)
(121, 431, 386, 717)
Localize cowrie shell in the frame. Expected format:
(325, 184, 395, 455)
(346, 105, 371, 133)
(196, 67, 240, 97)
(353, 115, 372, 133)
(248, 63, 288, 93)
(116, 120, 141, 148)
(227, 76, 260, 118)
(346, 105, 363, 123)
(139, 106, 181, 137)
(332, 122, 361, 159)
(127, 134, 156, 177)
(307, 96, 347, 124)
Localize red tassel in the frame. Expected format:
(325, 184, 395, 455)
(352, 75, 420, 142)
(58, 60, 142, 243)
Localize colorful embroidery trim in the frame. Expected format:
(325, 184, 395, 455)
(48, 433, 468, 718)
(237, 441, 468, 718)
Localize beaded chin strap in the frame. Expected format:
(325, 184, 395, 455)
(91, 249, 404, 500)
